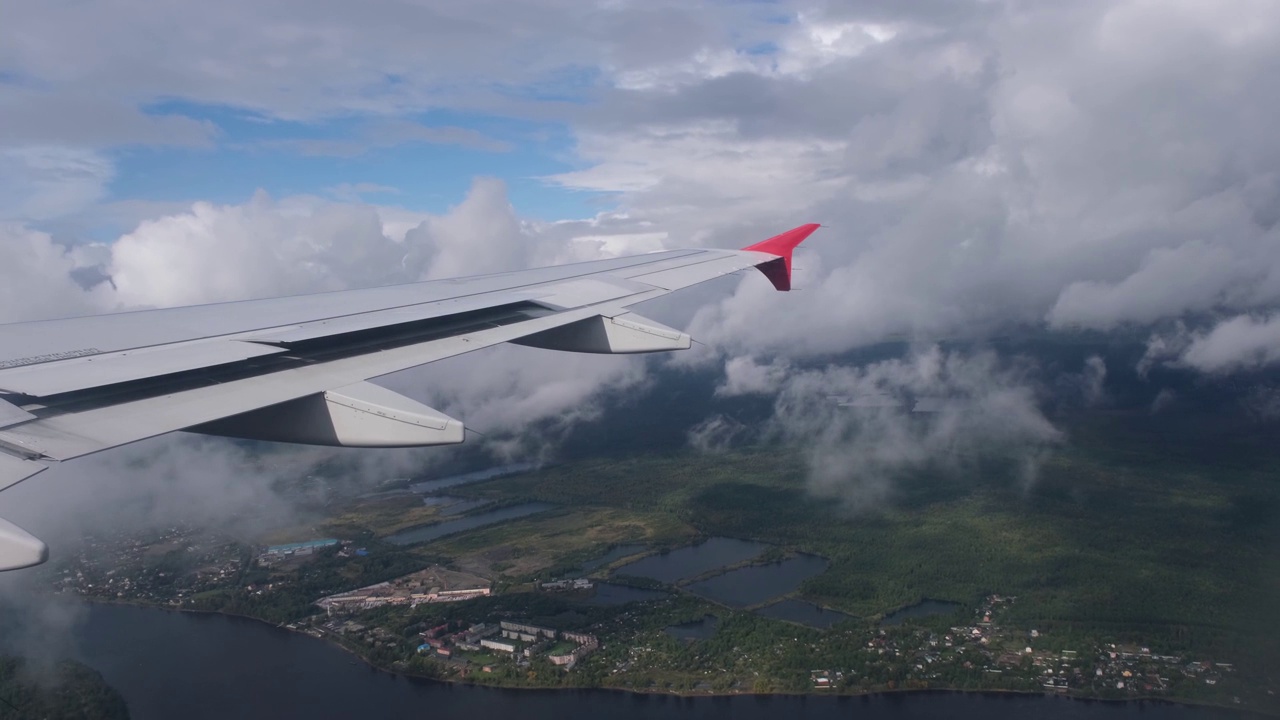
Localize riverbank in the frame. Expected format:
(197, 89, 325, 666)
(72, 596, 1269, 717)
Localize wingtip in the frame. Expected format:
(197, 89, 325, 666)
(742, 223, 821, 292)
(741, 223, 821, 255)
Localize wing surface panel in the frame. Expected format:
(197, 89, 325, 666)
(0, 250, 700, 366)
(0, 340, 286, 397)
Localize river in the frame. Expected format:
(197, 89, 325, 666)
(36, 603, 1258, 720)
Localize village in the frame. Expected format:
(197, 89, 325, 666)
(417, 619, 599, 668)
(805, 595, 1236, 698)
(47, 525, 247, 605)
(42, 527, 1248, 703)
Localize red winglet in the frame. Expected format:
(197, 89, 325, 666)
(741, 223, 820, 291)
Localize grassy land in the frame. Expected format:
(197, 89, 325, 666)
(64, 398, 1279, 710)
(439, 409, 1280, 674)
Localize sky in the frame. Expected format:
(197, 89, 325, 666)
(2, 0, 1280, 542)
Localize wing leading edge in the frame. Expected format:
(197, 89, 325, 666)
(0, 224, 819, 569)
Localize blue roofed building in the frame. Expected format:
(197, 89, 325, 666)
(265, 539, 339, 556)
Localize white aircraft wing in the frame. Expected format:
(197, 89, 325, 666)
(0, 224, 819, 570)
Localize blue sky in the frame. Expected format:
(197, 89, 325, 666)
(109, 101, 607, 221)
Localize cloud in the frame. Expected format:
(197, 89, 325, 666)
(271, 121, 513, 157)
(7, 0, 1280, 361)
(4, 0, 1280, 582)
(403, 177, 534, 280)
(1179, 314, 1280, 373)
(1047, 242, 1252, 330)
(0, 224, 110, 322)
(564, 0, 1280, 362)
(105, 192, 404, 307)
(0, 179, 664, 553)
(92, 177, 562, 310)
(0, 1, 781, 120)
(716, 356, 792, 397)
(1138, 314, 1280, 374)
(0, 147, 115, 221)
(686, 414, 750, 454)
(743, 346, 1062, 509)
(326, 182, 401, 202)
(0, 87, 217, 149)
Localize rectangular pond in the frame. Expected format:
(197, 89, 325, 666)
(582, 582, 669, 606)
(579, 544, 647, 572)
(419, 496, 489, 515)
(683, 554, 830, 608)
(613, 537, 768, 584)
(384, 502, 555, 546)
(408, 463, 537, 494)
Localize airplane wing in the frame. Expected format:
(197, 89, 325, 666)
(0, 223, 819, 570)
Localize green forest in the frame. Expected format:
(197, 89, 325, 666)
(449, 407, 1280, 677)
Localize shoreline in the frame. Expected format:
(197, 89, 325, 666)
(77, 596, 1269, 717)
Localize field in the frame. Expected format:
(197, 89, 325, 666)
(442, 408, 1280, 672)
(58, 387, 1280, 709)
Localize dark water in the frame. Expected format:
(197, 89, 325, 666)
(614, 538, 768, 584)
(23, 603, 1259, 720)
(384, 502, 555, 545)
(758, 599, 855, 629)
(408, 463, 538, 494)
(685, 554, 830, 608)
(581, 544, 648, 571)
(881, 600, 964, 626)
(420, 496, 489, 514)
(584, 582, 669, 606)
(665, 614, 720, 641)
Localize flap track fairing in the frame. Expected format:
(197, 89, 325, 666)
(187, 381, 464, 448)
(510, 312, 692, 354)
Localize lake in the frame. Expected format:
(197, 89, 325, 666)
(613, 537, 768, 584)
(881, 599, 964, 626)
(384, 502, 555, 545)
(757, 599, 854, 629)
(2, 603, 1258, 720)
(684, 554, 830, 608)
